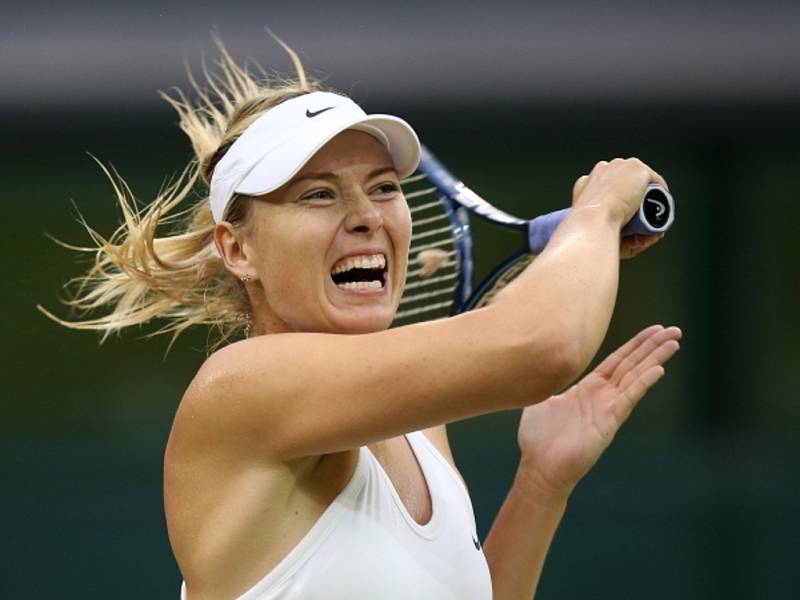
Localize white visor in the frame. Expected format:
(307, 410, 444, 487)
(209, 91, 421, 223)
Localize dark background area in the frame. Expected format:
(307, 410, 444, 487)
(3, 2, 799, 598)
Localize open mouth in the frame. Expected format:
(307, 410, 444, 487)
(331, 253, 388, 291)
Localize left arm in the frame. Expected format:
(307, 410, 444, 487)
(483, 324, 682, 600)
(482, 466, 567, 600)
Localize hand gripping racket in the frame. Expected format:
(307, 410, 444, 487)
(393, 145, 675, 326)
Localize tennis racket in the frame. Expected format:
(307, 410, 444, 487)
(393, 145, 675, 326)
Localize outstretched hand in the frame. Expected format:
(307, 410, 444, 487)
(516, 325, 682, 502)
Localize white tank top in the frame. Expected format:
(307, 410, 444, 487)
(180, 431, 493, 599)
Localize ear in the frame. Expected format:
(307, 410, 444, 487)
(214, 221, 254, 279)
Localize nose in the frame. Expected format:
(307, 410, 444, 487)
(344, 192, 383, 234)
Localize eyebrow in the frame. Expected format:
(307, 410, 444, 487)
(289, 166, 398, 186)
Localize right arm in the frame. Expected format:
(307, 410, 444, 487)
(183, 158, 666, 460)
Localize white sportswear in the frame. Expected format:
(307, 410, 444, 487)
(180, 431, 493, 599)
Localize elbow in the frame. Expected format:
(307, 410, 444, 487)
(539, 334, 584, 393)
(511, 321, 587, 402)
(546, 335, 586, 389)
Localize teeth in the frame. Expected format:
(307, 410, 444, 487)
(331, 253, 387, 274)
(336, 280, 383, 290)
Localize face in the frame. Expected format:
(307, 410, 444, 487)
(230, 130, 412, 335)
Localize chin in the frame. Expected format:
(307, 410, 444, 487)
(332, 309, 395, 334)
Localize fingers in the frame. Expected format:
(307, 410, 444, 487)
(647, 167, 669, 191)
(594, 324, 665, 378)
(616, 157, 668, 191)
(572, 175, 590, 199)
(573, 157, 670, 226)
(594, 325, 681, 431)
(617, 337, 681, 392)
(610, 326, 681, 381)
(619, 233, 663, 260)
(615, 365, 666, 424)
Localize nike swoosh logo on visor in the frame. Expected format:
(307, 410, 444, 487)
(306, 106, 335, 118)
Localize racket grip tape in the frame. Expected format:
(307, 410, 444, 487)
(527, 184, 675, 254)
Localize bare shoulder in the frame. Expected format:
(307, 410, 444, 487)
(164, 346, 314, 520)
(164, 341, 307, 533)
(164, 356, 358, 596)
(175, 338, 286, 456)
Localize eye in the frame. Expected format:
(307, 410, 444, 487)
(371, 181, 400, 198)
(300, 188, 335, 203)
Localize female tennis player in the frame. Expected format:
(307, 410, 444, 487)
(44, 42, 681, 599)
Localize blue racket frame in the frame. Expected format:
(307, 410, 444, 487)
(415, 145, 676, 315)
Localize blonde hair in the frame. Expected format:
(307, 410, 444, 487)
(38, 34, 326, 351)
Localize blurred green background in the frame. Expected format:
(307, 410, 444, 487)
(4, 4, 800, 597)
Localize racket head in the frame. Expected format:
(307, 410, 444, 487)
(393, 147, 530, 327)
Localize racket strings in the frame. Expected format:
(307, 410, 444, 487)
(393, 172, 461, 325)
(469, 254, 533, 310)
(410, 224, 456, 242)
(405, 188, 439, 202)
(411, 212, 451, 228)
(409, 199, 444, 213)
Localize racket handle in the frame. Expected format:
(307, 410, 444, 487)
(527, 184, 675, 254)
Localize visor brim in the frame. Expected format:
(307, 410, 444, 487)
(233, 114, 421, 199)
